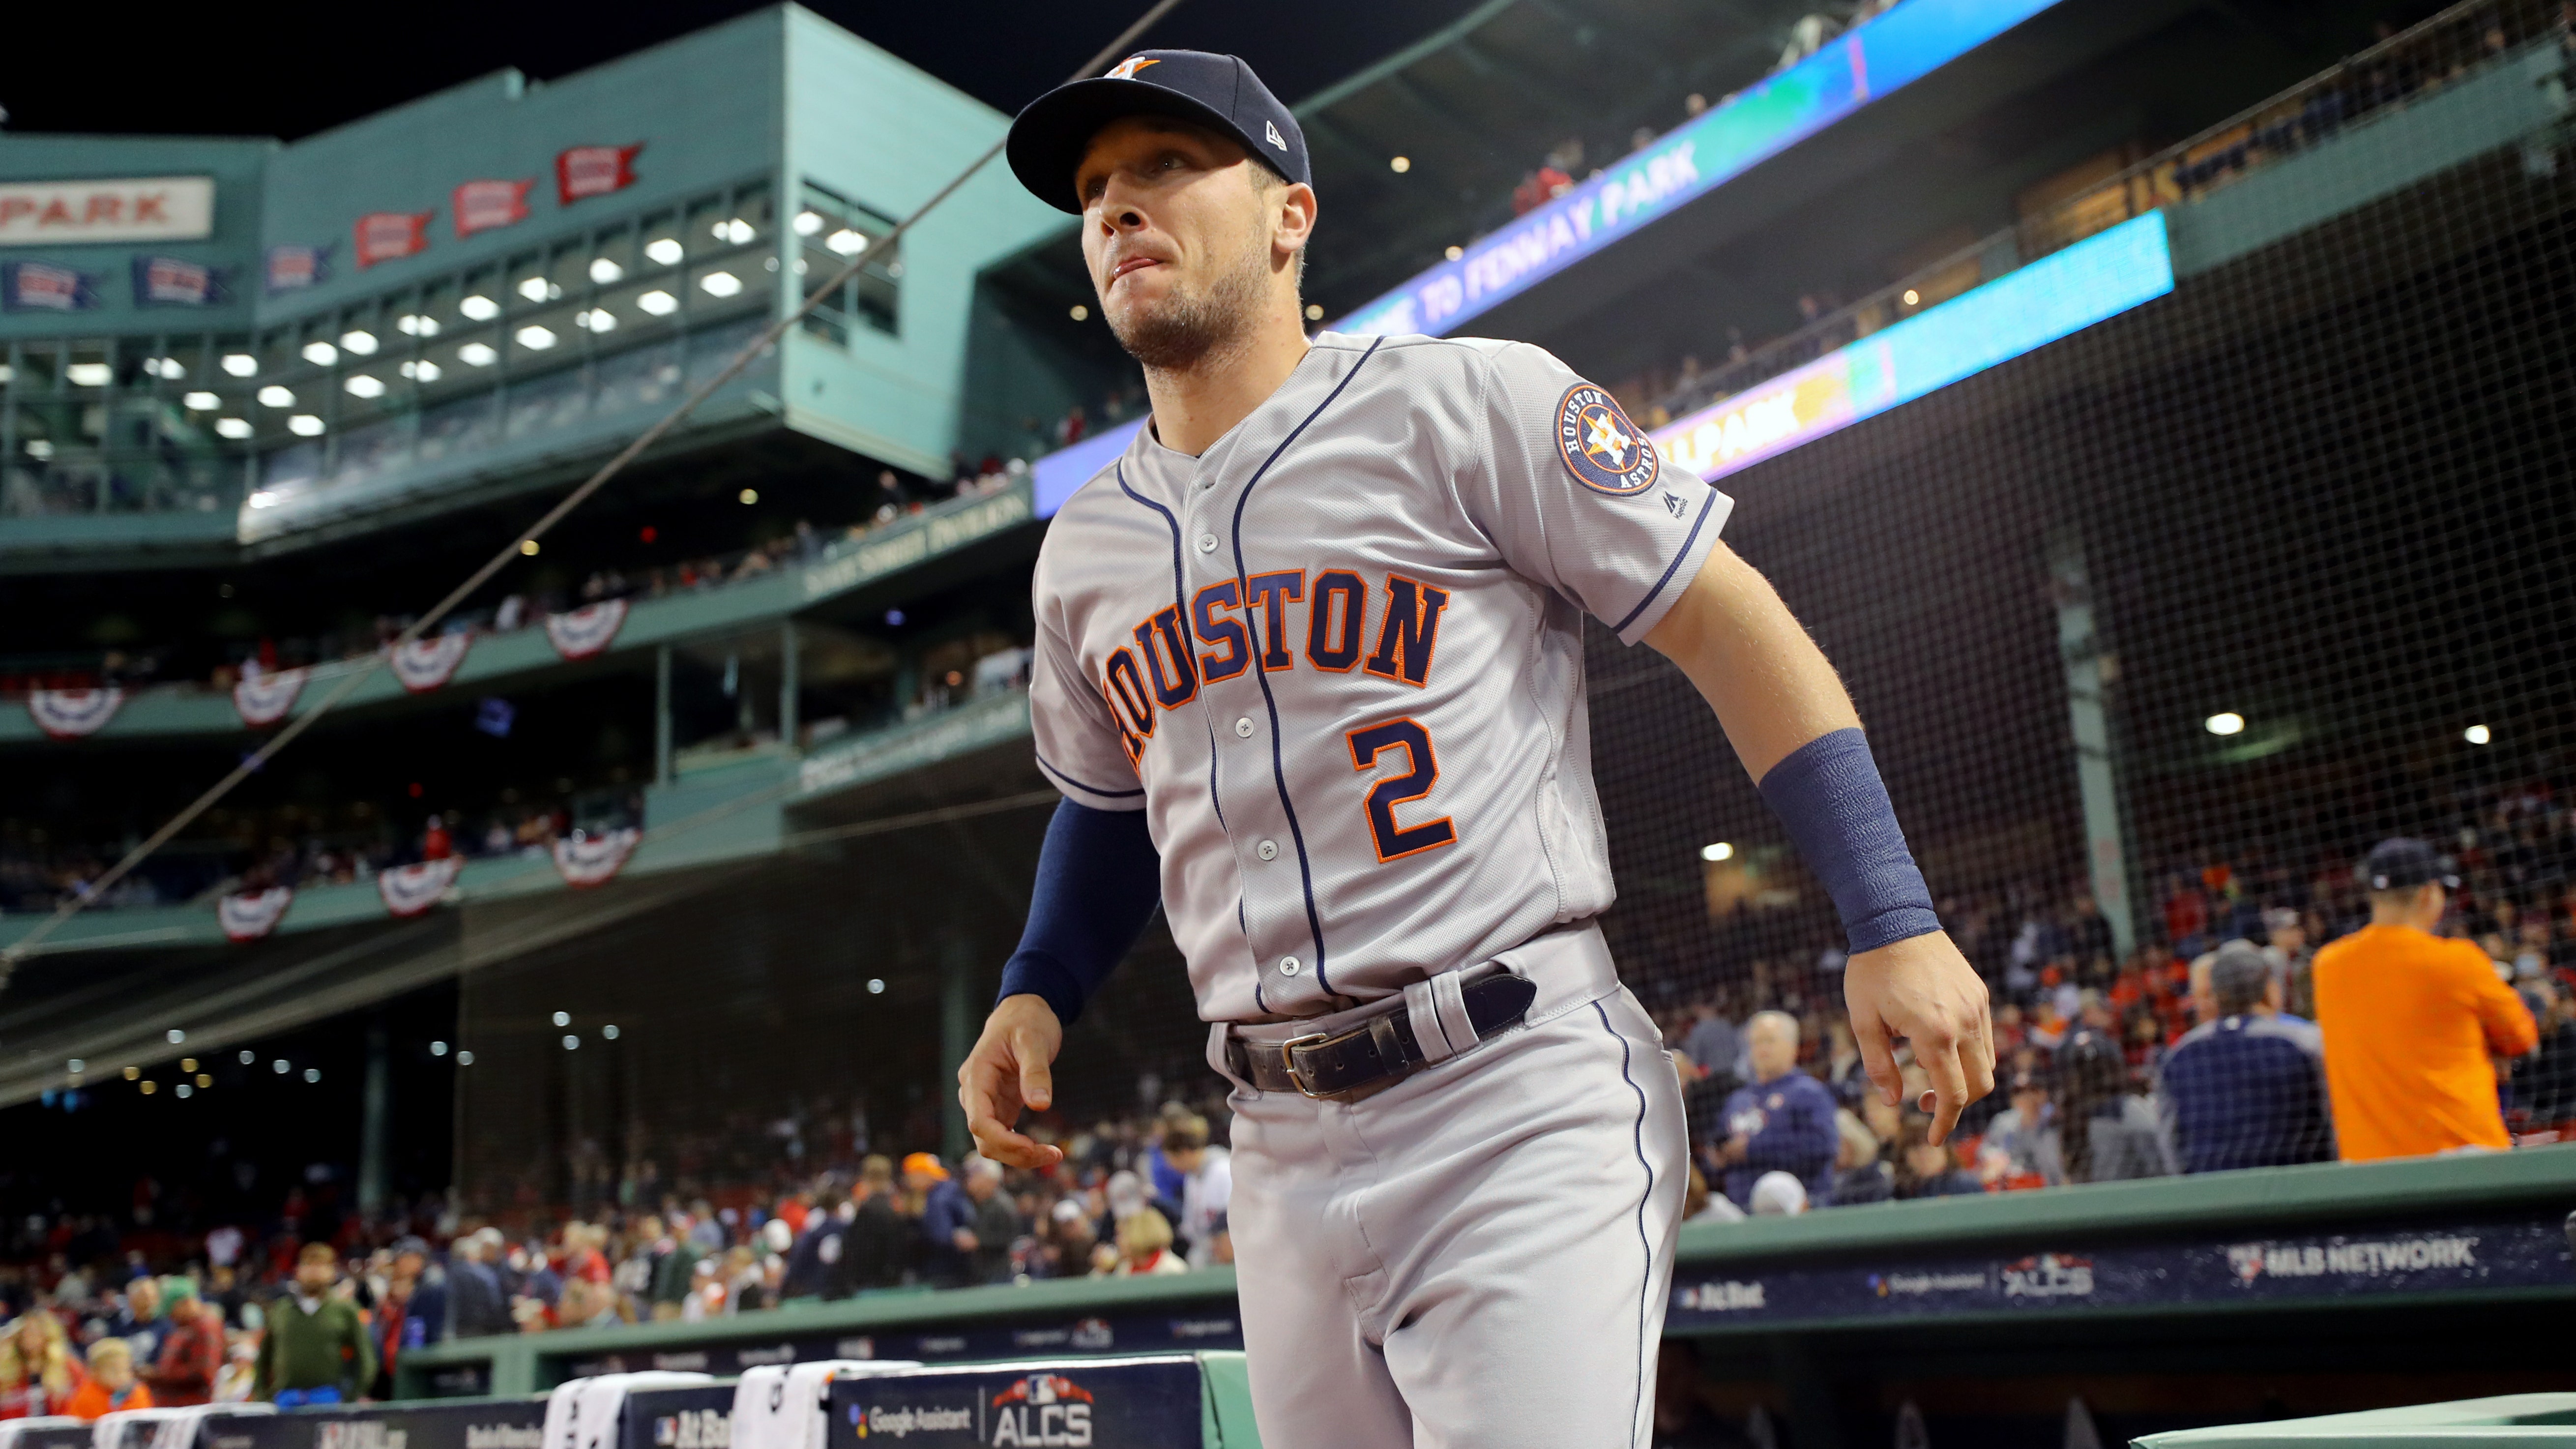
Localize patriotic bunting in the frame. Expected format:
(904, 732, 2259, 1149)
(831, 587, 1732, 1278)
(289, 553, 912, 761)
(543, 599, 629, 660)
(27, 688, 122, 739)
(2, 261, 100, 312)
(218, 887, 293, 943)
(453, 178, 534, 238)
(133, 255, 224, 306)
(353, 210, 432, 268)
(377, 856, 462, 918)
(556, 144, 643, 205)
(389, 632, 472, 693)
(233, 668, 305, 727)
(552, 828, 642, 888)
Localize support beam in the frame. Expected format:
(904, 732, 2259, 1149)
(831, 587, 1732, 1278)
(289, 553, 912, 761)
(780, 621, 800, 752)
(2049, 529, 2139, 957)
(654, 645, 673, 788)
(358, 1015, 390, 1216)
(940, 932, 976, 1164)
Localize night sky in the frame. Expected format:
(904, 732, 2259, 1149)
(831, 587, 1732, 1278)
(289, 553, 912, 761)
(0, 0, 1488, 140)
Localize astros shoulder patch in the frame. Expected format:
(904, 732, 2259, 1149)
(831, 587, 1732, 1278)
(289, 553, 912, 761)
(1555, 384, 1660, 496)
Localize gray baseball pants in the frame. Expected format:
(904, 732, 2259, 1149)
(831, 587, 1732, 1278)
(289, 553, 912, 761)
(1211, 925, 1689, 1447)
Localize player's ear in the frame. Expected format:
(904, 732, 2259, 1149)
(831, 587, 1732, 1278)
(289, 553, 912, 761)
(1271, 180, 1317, 263)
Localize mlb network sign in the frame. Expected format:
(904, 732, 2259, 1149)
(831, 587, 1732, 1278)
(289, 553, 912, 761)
(0, 177, 215, 245)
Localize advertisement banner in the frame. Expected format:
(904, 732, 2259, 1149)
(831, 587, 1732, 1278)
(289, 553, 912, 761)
(825, 1360, 1202, 1449)
(454, 179, 535, 239)
(559, 1309, 1241, 1382)
(201, 1397, 548, 1449)
(1664, 1217, 2573, 1332)
(354, 211, 433, 268)
(2, 261, 100, 312)
(0, 176, 215, 246)
(616, 1386, 735, 1449)
(133, 255, 225, 306)
(265, 244, 331, 295)
(557, 146, 644, 206)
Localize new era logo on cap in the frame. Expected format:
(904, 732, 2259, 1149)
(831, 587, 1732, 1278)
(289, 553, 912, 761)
(1007, 49, 1313, 213)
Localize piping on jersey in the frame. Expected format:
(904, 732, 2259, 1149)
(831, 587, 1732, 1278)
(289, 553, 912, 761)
(1227, 336, 1385, 998)
(1595, 998, 1659, 1444)
(1117, 465, 1264, 1012)
(1035, 748, 1145, 799)
(1610, 484, 1723, 637)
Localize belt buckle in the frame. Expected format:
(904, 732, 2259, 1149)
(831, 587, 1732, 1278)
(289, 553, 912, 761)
(1279, 1032, 1333, 1098)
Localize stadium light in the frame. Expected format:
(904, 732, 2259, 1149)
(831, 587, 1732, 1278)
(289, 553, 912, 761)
(867, 978, 885, 994)
(590, 257, 625, 284)
(238, 1050, 255, 1065)
(562, 1035, 580, 1051)
(457, 1050, 475, 1065)
(183, 391, 219, 410)
(1389, 155, 1411, 173)
(196, 1074, 210, 1088)
(400, 360, 442, 382)
(1069, 304, 1088, 322)
(719, 217, 757, 244)
(2205, 712, 2246, 736)
(518, 276, 551, 302)
(1305, 304, 1324, 321)
(304, 1068, 321, 1083)
(166, 1029, 185, 1044)
(458, 343, 499, 367)
(66, 363, 110, 387)
(395, 313, 440, 336)
(519, 539, 539, 557)
(340, 329, 379, 355)
(216, 418, 253, 440)
(577, 308, 616, 333)
(176, 1084, 192, 1099)
(460, 294, 500, 321)
(794, 210, 825, 236)
(272, 1060, 289, 1073)
(66, 1060, 82, 1073)
(431, 1041, 447, 1056)
(221, 353, 258, 376)
(602, 1025, 620, 1040)
(257, 385, 293, 408)
(638, 290, 679, 316)
(345, 375, 386, 399)
(826, 229, 869, 256)
(739, 488, 759, 505)
(552, 1011, 571, 1027)
(1903, 289, 1920, 306)
(699, 271, 744, 298)
(287, 415, 325, 437)
(140, 1081, 157, 1095)
(2465, 724, 2492, 745)
(646, 237, 684, 265)
(302, 341, 337, 366)
(1701, 842, 1735, 862)
(1444, 245, 1463, 261)
(516, 325, 558, 351)
(123, 1066, 139, 1080)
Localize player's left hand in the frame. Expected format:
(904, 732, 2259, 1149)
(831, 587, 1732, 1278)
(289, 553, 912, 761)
(1844, 930, 1994, 1145)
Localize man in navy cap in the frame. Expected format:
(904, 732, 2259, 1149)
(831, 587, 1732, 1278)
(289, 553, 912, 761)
(964, 49, 1992, 1446)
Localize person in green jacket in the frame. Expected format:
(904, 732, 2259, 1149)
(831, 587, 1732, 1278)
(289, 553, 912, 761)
(255, 1243, 375, 1405)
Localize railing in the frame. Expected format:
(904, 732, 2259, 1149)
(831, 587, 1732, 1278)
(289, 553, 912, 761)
(1640, 0, 2571, 427)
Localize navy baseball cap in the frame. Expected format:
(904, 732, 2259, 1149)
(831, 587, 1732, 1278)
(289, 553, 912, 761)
(2364, 837, 2459, 890)
(1008, 50, 1311, 213)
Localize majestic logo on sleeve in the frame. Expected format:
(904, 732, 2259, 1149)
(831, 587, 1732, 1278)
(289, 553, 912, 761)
(1557, 384, 1659, 496)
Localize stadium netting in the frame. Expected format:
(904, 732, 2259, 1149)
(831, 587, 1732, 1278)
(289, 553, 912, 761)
(451, 4, 2576, 1218)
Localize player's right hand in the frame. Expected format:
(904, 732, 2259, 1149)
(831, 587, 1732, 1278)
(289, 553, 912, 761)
(960, 993, 1067, 1169)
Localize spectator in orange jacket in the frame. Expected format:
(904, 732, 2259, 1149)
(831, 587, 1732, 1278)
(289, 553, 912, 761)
(62, 1338, 151, 1421)
(2313, 839, 2539, 1161)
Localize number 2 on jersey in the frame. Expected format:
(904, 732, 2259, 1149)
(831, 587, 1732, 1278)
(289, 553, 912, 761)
(1346, 718, 1458, 862)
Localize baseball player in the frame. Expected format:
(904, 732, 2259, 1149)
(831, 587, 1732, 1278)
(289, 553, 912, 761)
(960, 51, 1995, 1447)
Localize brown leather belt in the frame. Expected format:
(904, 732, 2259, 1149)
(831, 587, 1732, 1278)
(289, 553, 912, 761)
(1226, 975, 1537, 1099)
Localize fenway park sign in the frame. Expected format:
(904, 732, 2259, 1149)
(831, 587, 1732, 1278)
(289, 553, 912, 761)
(0, 177, 215, 245)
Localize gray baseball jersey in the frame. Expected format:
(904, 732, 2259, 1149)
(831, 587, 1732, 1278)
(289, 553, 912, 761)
(1028, 330, 1734, 1022)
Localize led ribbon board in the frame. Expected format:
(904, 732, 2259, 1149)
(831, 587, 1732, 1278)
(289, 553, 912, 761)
(1651, 210, 2175, 482)
(1035, 0, 2074, 516)
(1335, 0, 2068, 340)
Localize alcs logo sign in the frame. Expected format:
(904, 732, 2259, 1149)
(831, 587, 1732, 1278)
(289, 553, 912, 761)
(990, 1374, 1093, 1447)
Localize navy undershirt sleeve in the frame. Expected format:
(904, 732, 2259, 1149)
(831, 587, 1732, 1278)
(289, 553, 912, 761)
(995, 799, 1163, 1026)
(1756, 727, 1941, 954)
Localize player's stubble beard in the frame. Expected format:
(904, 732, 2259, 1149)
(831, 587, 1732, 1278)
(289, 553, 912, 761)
(1103, 214, 1272, 378)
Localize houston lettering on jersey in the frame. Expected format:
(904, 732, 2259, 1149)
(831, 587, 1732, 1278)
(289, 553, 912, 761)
(1099, 568, 1451, 764)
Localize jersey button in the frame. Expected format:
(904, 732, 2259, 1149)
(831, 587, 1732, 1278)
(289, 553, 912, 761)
(1256, 839, 1279, 861)
(1277, 956, 1302, 976)
(1196, 532, 1219, 554)
(1233, 716, 1255, 738)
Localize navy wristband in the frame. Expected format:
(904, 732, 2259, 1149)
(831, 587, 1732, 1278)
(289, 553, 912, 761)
(1756, 728, 1940, 954)
(996, 799, 1162, 1026)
